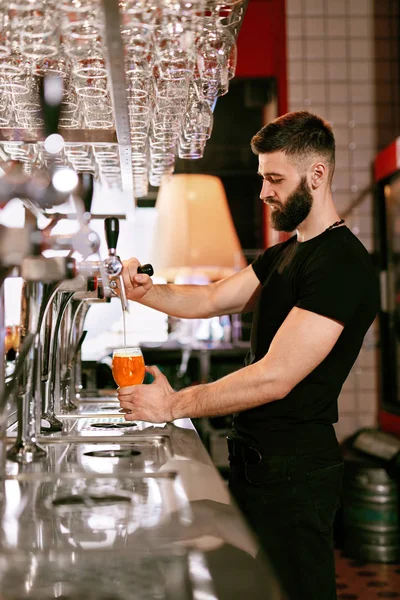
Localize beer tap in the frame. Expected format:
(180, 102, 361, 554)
(104, 217, 154, 312)
(2, 91, 103, 463)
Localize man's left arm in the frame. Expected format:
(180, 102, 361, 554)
(118, 306, 344, 422)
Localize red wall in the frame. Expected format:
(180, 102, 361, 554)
(236, 0, 288, 117)
(235, 0, 288, 247)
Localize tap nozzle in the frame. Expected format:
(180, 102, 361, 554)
(103, 217, 128, 310)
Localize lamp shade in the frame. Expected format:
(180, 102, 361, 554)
(150, 174, 247, 282)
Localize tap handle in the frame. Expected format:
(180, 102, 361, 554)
(78, 172, 94, 216)
(138, 263, 154, 276)
(39, 74, 64, 137)
(105, 217, 119, 254)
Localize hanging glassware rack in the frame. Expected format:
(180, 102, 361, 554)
(0, 0, 248, 204)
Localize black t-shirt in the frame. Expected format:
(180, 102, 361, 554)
(231, 226, 379, 452)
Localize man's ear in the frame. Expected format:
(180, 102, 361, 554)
(310, 162, 327, 190)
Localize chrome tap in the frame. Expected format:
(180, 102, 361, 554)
(104, 217, 129, 312)
(104, 216, 154, 312)
(0, 77, 108, 465)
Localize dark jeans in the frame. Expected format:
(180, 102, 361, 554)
(228, 443, 344, 600)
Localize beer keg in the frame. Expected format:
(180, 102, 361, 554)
(342, 452, 400, 563)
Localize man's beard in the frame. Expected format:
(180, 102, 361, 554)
(268, 176, 313, 232)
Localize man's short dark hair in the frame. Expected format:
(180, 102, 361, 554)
(251, 111, 335, 173)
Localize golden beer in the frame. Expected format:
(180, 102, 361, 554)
(112, 348, 145, 387)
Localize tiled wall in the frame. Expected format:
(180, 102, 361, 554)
(285, 0, 400, 441)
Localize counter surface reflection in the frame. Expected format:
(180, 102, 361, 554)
(3, 403, 286, 600)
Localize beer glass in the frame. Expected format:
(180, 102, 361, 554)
(112, 347, 145, 388)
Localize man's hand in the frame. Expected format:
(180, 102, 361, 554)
(121, 257, 153, 302)
(118, 365, 176, 423)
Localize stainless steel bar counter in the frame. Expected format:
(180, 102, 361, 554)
(2, 397, 286, 600)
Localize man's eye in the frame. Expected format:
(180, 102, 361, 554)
(270, 179, 282, 184)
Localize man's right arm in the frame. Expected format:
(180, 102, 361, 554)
(121, 258, 262, 319)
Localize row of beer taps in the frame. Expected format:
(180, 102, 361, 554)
(0, 74, 153, 467)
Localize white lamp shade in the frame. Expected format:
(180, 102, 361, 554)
(150, 174, 247, 281)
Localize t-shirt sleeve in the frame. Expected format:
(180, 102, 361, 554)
(296, 253, 363, 326)
(251, 246, 278, 284)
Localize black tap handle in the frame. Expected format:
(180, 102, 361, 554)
(105, 217, 119, 253)
(138, 263, 154, 276)
(78, 172, 94, 215)
(39, 74, 64, 137)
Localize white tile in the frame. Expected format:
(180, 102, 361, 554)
(329, 82, 349, 103)
(350, 82, 374, 104)
(349, 17, 373, 38)
(288, 61, 305, 82)
(357, 346, 378, 368)
(288, 83, 305, 104)
(351, 126, 376, 147)
(305, 17, 325, 37)
(334, 148, 351, 169)
(357, 413, 378, 430)
(352, 149, 376, 169)
(306, 82, 327, 103)
(357, 195, 373, 216)
(354, 367, 378, 392)
(342, 371, 355, 392)
(349, 61, 374, 82)
(350, 104, 375, 125)
(287, 38, 304, 60)
(338, 391, 357, 413)
(367, 318, 380, 343)
(304, 0, 324, 15)
(328, 105, 351, 126)
(306, 39, 326, 59)
(349, 39, 374, 60)
(327, 61, 349, 81)
(286, 1, 303, 16)
(351, 169, 373, 190)
(327, 39, 348, 60)
(305, 61, 326, 82)
(333, 167, 352, 182)
(326, 17, 348, 38)
(357, 234, 374, 252)
(288, 102, 308, 112)
(334, 415, 360, 442)
(333, 126, 350, 147)
(327, 0, 347, 16)
(332, 173, 350, 193)
(287, 17, 303, 38)
(349, 0, 373, 16)
(333, 193, 352, 214)
(304, 104, 328, 118)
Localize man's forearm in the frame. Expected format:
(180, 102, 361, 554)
(131, 283, 217, 319)
(171, 360, 287, 419)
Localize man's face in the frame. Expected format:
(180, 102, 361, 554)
(258, 152, 313, 232)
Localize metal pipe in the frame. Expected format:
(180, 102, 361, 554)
(0, 286, 6, 480)
(50, 292, 75, 415)
(7, 282, 49, 463)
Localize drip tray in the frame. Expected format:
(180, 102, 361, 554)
(2, 472, 189, 554)
(90, 422, 137, 429)
(68, 416, 155, 436)
(52, 493, 132, 507)
(84, 448, 141, 458)
(5, 436, 172, 478)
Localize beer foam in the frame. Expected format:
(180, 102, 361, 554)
(113, 347, 142, 357)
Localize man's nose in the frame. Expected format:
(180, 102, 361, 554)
(260, 179, 273, 200)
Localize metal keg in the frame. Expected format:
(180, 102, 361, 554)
(342, 456, 400, 563)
